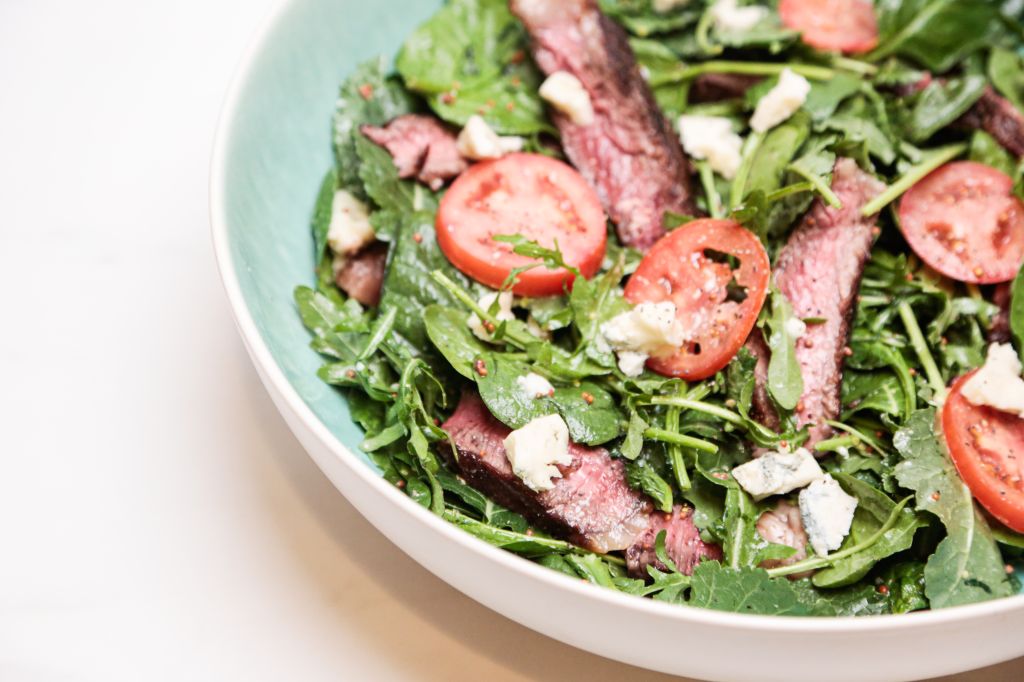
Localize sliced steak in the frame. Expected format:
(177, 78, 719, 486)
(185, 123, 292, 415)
(690, 73, 762, 103)
(360, 114, 467, 190)
(756, 500, 811, 578)
(744, 329, 780, 431)
(335, 241, 387, 307)
(990, 282, 1012, 344)
(442, 392, 720, 576)
(510, 0, 697, 250)
(764, 159, 885, 446)
(960, 87, 1024, 158)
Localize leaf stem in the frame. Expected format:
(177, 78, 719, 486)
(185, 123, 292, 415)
(697, 160, 724, 218)
(897, 300, 947, 399)
(430, 270, 534, 349)
(767, 497, 912, 578)
(665, 384, 691, 492)
(861, 143, 967, 216)
(814, 434, 860, 453)
(730, 131, 764, 210)
(644, 428, 719, 454)
(648, 396, 744, 426)
(678, 61, 835, 82)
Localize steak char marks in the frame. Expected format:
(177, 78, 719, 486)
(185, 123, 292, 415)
(442, 392, 720, 576)
(510, 0, 696, 250)
(752, 159, 885, 446)
(960, 86, 1024, 158)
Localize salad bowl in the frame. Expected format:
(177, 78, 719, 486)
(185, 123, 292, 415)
(210, 0, 1024, 679)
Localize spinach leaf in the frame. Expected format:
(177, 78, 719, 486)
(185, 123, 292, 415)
(790, 579, 893, 616)
(989, 47, 1024, 113)
(841, 370, 907, 420)
(803, 74, 863, 123)
(745, 112, 810, 199)
(873, 0, 1004, 73)
(764, 288, 804, 411)
(879, 561, 930, 613)
(687, 561, 812, 616)
(630, 38, 689, 119)
(311, 168, 338, 264)
(725, 346, 757, 417)
(602, 0, 701, 37)
(379, 212, 470, 349)
(969, 130, 1017, 178)
(893, 410, 1015, 608)
(423, 305, 489, 380)
(825, 104, 896, 166)
(436, 470, 528, 531)
(333, 57, 419, 198)
(355, 135, 437, 214)
(1012, 265, 1024, 360)
(395, 0, 550, 135)
(626, 459, 673, 513)
(898, 75, 987, 144)
(474, 354, 622, 445)
(812, 474, 924, 588)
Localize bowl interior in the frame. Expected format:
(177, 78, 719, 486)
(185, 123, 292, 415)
(221, 0, 435, 471)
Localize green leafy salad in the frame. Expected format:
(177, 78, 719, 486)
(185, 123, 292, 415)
(295, 0, 1024, 617)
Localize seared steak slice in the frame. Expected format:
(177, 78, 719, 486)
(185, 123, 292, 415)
(510, 0, 697, 249)
(335, 241, 388, 307)
(990, 282, 1012, 344)
(960, 87, 1024, 158)
(745, 329, 780, 431)
(690, 73, 762, 103)
(442, 392, 720, 576)
(361, 114, 467, 190)
(756, 500, 811, 578)
(626, 506, 721, 575)
(762, 159, 885, 446)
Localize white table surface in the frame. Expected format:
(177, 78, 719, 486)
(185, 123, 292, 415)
(2, 1, 1023, 680)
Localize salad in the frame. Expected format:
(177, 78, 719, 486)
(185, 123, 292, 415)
(295, 0, 1024, 617)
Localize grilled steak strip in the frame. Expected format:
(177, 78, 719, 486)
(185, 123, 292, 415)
(690, 73, 763, 104)
(334, 241, 388, 307)
(990, 282, 1012, 344)
(442, 392, 720, 576)
(752, 159, 885, 447)
(509, 0, 697, 250)
(959, 86, 1024, 158)
(361, 114, 467, 190)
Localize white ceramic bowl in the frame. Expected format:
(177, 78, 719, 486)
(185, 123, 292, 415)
(210, 1, 1024, 679)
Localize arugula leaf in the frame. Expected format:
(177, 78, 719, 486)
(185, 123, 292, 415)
(764, 287, 804, 411)
(790, 579, 893, 616)
(395, 0, 550, 135)
(725, 346, 757, 418)
(601, 0, 701, 37)
(688, 561, 812, 616)
(893, 410, 1015, 608)
(812, 474, 925, 588)
(745, 112, 810, 199)
(803, 74, 862, 123)
(443, 508, 576, 556)
(626, 459, 673, 513)
(1012, 265, 1024, 360)
(436, 470, 529, 531)
(879, 561, 930, 614)
(842, 370, 908, 421)
(333, 57, 419, 198)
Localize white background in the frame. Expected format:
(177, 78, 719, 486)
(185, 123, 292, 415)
(1, 1, 1022, 680)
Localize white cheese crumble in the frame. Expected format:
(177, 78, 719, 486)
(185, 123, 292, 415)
(731, 448, 823, 501)
(456, 115, 524, 161)
(653, 0, 690, 12)
(600, 302, 686, 377)
(677, 115, 744, 180)
(961, 343, 1024, 418)
(503, 414, 573, 492)
(326, 189, 374, 256)
(467, 291, 515, 342)
(784, 316, 807, 340)
(750, 68, 811, 133)
(710, 0, 768, 33)
(799, 474, 858, 556)
(539, 71, 595, 126)
(516, 372, 555, 399)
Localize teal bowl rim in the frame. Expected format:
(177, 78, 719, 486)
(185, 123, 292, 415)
(209, 0, 1024, 631)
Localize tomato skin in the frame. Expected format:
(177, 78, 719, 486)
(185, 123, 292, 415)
(436, 153, 607, 297)
(624, 219, 770, 381)
(779, 0, 879, 54)
(899, 161, 1024, 284)
(943, 372, 1024, 533)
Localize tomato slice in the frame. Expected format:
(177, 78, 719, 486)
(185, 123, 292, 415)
(898, 161, 1024, 284)
(436, 153, 607, 297)
(943, 371, 1024, 533)
(624, 219, 770, 381)
(779, 0, 879, 54)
